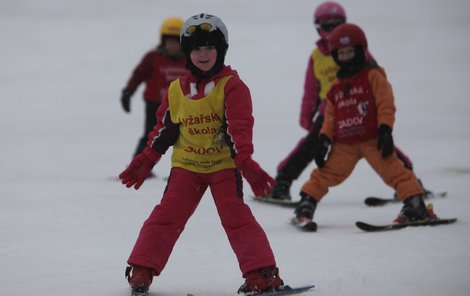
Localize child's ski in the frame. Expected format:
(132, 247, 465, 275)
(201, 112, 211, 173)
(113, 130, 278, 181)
(291, 217, 318, 232)
(186, 284, 314, 296)
(356, 217, 457, 232)
(252, 195, 300, 208)
(364, 191, 447, 206)
(240, 284, 315, 296)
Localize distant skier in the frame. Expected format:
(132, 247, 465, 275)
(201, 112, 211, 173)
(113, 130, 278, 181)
(119, 13, 284, 295)
(120, 17, 188, 162)
(268, 1, 424, 201)
(293, 23, 438, 227)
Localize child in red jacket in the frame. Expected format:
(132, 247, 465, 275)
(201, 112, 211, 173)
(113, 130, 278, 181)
(293, 23, 437, 227)
(120, 17, 188, 159)
(119, 13, 284, 295)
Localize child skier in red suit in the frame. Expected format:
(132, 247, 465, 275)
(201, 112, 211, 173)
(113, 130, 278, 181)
(120, 17, 188, 158)
(119, 13, 284, 295)
(293, 23, 437, 226)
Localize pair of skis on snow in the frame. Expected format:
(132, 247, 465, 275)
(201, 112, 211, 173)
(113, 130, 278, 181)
(253, 190, 447, 208)
(253, 190, 457, 232)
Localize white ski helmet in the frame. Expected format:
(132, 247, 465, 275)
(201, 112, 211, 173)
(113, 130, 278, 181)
(180, 13, 229, 78)
(180, 13, 228, 47)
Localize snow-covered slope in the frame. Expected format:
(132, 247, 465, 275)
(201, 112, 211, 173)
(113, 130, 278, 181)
(1, 1, 470, 295)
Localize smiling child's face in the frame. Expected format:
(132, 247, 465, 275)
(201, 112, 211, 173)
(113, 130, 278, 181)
(190, 46, 218, 72)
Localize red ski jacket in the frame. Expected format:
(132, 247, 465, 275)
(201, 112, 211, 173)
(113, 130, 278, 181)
(125, 47, 187, 103)
(322, 67, 396, 143)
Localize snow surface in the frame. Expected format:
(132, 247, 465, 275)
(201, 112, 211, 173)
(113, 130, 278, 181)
(1, 0, 470, 295)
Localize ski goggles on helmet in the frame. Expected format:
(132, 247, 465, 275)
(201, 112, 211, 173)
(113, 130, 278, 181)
(185, 23, 214, 36)
(316, 19, 344, 32)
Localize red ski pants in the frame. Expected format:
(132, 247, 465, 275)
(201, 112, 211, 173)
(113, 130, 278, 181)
(127, 167, 276, 276)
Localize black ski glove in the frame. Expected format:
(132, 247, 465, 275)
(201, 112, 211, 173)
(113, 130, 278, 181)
(377, 124, 394, 158)
(314, 134, 331, 168)
(120, 88, 133, 113)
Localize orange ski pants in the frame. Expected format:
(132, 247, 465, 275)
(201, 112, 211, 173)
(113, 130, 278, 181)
(301, 138, 424, 201)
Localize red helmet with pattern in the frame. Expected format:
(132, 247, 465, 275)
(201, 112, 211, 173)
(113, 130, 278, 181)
(328, 23, 368, 52)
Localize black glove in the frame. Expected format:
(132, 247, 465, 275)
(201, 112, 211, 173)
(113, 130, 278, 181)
(120, 89, 132, 113)
(314, 134, 331, 168)
(377, 124, 394, 158)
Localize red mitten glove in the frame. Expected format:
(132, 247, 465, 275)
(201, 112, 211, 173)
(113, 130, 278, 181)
(239, 158, 276, 197)
(119, 147, 161, 190)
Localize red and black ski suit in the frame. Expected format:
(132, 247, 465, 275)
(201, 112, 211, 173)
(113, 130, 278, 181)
(127, 66, 276, 277)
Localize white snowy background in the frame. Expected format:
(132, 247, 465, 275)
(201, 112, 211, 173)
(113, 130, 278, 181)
(1, 0, 470, 295)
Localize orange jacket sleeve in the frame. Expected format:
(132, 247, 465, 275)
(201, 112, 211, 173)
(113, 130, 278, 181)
(319, 96, 335, 140)
(368, 68, 396, 129)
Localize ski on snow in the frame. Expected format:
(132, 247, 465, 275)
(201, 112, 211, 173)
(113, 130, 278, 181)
(254, 190, 447, 208)
(243, 284, 315, 296)
(252, 195, 299, 208)
(356, 217, 457, 232)
(364, 191, 447, 206)
(187, 284, 314, 296)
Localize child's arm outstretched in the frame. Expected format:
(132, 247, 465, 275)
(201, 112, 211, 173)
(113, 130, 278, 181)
(223, 77, 275, 196)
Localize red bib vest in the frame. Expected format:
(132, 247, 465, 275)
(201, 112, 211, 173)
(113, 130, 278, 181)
(327, 69, 378, 143)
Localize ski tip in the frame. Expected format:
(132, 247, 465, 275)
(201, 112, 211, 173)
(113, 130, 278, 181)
(355, 221, 395, 232)
(291, 217, 318, 232)
(355, 221, 370, 231)
(363, 196, 395, 206)
(257, 284, 315, 296)
(252, 195, 300, 208)
(293, 284, 315, 289)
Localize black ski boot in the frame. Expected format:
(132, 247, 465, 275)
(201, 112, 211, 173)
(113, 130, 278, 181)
(270, 176, 292, 200)
(292, 192, 318, 231)
(394, 195, 436, 224)
(295, 192, 317, 219)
